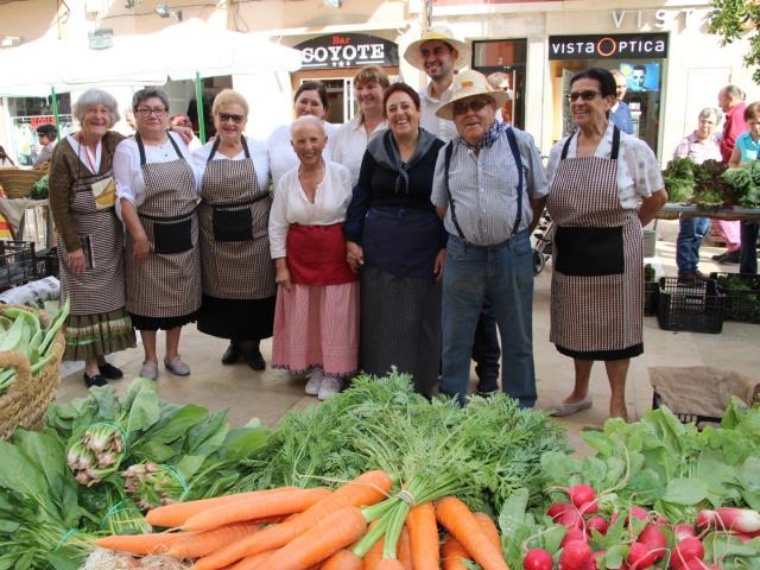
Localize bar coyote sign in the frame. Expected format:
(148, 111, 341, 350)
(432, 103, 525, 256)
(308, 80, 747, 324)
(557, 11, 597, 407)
(295, 33, 399, 69)
(548, 33, 669, 60)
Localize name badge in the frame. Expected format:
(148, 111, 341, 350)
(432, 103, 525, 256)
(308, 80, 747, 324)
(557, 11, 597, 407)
(92, 177, 116, 210)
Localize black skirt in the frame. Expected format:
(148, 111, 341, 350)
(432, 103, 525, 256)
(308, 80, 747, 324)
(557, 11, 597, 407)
(130, 311, 198, 332)
(197, 294, 275, 340)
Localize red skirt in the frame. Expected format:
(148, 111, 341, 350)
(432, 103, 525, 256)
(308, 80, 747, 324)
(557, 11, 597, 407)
(286, 223, 357, 286)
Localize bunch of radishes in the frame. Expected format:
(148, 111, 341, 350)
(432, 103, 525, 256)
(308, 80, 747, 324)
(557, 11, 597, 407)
(521, 485, 760, 570)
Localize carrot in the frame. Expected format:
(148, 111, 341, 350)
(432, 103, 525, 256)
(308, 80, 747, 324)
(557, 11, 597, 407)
(226, 550, 274, 570)
(406, 502, 439, 570)
(474, 512, 502, 552)
(194, 470, 393, 570)
(441, 533, 471, 570)
(145, 486, 297, 527)
(396, 525, 412, 570)
(363, 531, 384, 570)
(166, 523, 261, 559)
(435, 496, 508, 570)
(256, 506, 369, 570)
(321, 549, 363, 570)
(94, 531, 187, 556)
(183, 487, 330, 532)
(372, 560, 405, 570)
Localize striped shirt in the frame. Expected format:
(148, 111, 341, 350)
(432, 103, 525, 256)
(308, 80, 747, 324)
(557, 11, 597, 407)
(431, 125, 548, 246)
(673, 132, 722, 165)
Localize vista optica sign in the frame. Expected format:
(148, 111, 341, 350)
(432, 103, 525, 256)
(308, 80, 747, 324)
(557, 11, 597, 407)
(548, 33, 669, 60)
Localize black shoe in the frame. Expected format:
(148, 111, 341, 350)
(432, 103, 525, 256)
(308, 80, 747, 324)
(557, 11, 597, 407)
(713, 251, 740, 263)
(246, 350, 266, 371)
(678, 271, 709, 284)
(221, 342, 241, 365)
(83, 373, 108, 388)
(98, 362, 123, 380)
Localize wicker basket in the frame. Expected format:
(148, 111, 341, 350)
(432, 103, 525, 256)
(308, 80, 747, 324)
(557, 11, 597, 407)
(0, 168, 47, 199)
(0, 305, 65, 441)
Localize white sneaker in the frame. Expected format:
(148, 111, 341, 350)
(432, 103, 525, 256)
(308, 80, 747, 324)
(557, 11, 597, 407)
(318, 376, 341, 401)
(304, 368, 323, 396)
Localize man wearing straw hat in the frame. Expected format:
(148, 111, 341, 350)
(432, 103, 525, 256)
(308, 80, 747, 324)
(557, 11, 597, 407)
(404, 28, 501, 396)
(431, 69, 548, 407)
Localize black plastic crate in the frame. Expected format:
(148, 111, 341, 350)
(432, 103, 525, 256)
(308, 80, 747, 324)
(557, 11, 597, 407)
(0, 241, 38, 290)
(709, 272, 760, 324)
(657, 277, 725, 334)
(35, 247, 59, 278)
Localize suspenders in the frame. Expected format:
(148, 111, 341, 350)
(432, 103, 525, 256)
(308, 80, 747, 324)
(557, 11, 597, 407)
(443, 127, 524, 244)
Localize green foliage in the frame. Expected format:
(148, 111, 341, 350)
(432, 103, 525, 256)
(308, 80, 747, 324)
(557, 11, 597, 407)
(709, 0, 760, 84)
(662, 158, 696, 203)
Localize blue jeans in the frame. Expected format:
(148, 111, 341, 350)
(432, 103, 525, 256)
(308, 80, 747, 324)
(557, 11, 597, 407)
(439, 231, 536, 407)
(472, 299, 500, 392)
(676, 217, 710, 275)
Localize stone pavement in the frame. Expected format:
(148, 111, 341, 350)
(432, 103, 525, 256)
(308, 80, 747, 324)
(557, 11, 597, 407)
(56, 219, 759, 454)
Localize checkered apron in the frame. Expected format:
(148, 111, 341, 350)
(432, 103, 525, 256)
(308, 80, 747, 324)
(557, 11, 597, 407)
(125, 135, 201, 318)
(58, 163, 126, 315)
(547, 128, 643, 354)
(198, 139, 275, 300)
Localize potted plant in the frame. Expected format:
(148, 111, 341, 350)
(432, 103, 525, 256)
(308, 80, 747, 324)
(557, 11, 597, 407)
(644, 263, 658, 316)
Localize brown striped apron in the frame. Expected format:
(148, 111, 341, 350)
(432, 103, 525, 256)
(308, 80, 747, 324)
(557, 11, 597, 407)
(198, 137, 276, 300)
(125, 134, 201, 318)
(58, 140, 126, 316)
(547, 127, 643, 356)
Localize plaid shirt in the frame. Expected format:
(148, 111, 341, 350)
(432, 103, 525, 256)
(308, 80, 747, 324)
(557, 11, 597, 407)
(672, 132, 722, 165)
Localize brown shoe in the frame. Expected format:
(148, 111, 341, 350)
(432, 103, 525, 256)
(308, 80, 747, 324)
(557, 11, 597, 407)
(678, 271, 709, 284)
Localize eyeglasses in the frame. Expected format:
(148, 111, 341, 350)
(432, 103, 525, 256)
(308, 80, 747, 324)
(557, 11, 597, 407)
(452, 98, 490, 116)
(136, 107, 167, 117)
(217, 112, 245, 124)
(566, 91, 601, 102)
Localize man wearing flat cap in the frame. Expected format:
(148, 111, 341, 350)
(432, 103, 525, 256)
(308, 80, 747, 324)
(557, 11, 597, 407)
(405, 28, 501, 396)
(431, 70, 548, 407)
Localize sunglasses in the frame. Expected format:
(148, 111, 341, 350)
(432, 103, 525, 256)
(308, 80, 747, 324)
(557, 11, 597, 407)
(218, 112, 245, 124)
(452, 98, 491, 116)
(566, 90, 601, 102)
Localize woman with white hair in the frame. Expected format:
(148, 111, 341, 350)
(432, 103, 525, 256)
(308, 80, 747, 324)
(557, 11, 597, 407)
(48, 88, 137, 388)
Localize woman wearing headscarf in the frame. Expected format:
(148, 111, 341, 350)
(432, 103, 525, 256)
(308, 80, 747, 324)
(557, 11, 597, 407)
(48, 88, 136, 387)
(114, 87, 203, 381)
(345, 82, 446, 396)
(194, 89, 276, 369)
(545, 68, 667, 421)
(269, 115, 358, 400)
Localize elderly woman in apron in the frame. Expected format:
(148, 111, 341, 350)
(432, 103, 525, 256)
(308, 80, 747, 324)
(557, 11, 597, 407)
(114, 87, 203, 380)
(48, 88, 136, 388)
(545, 68, 667, 421)
(194, 89, 276, 370)
(269, 115, 358, 401)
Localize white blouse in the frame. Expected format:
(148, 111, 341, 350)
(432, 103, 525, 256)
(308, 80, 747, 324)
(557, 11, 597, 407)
(192, 136, 270, 191)
(331, 116, 387, 187)
(114, 131, 203, 215)
(267, 121, 339, 188)
(268, 160, 352, 259)
(546, 122, 664, 209)
(65, 135, 102, 174)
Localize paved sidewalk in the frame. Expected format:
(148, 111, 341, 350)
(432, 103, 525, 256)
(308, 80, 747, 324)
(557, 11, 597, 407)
(56, 219, 758, 454)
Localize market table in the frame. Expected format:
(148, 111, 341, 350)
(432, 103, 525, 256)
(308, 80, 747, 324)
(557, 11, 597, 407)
(656, 202, 760, 222)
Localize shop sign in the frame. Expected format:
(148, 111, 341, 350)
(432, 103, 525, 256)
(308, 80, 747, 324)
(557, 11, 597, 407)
(294, 33, 399, 69)
(548, 33, 668, 60)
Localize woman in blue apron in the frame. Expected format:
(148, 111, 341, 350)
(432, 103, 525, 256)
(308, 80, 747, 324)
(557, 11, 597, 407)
(114, 87, 203, 381)
(545, 68, 667, 421)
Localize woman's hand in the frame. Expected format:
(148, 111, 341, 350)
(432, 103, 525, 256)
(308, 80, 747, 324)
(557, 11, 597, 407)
(433, 248, 446, 281)
(67, 248, 86, 275)
(132, 234, 151, 265)
(346, 242, 364, 273)
(275, 259, 292, 291)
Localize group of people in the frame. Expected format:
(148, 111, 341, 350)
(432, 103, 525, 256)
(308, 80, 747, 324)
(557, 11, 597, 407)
(674, 84, 760, 282)
(49, 28, 673, 420)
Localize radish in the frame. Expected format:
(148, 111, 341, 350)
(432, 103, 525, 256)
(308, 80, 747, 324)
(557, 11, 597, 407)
(627, 541, 658, 569)
(586, 516, 609, 536)
(557, 508, 584, 529)
(523, 548, 554, 570)
(548, 502, 572, 521)
(568, 485, 597, 513)
(674, 523, 696, 541)
(559, 539, 593, 570)
(670, 536, 705, 570)
(696, 507, 760, 533)
(638, 524, 667, 562)
(561, 527, 588, 547)
(626, 506, 649, 525)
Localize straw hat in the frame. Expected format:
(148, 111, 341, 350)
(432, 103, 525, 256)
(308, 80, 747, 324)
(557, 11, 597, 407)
(435, 70, 510, 120)
(403, 28, 471, 71)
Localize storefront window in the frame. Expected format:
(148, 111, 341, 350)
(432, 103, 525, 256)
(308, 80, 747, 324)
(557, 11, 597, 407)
(472, 39, 527, 129)
(6, 94, 72, 166)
